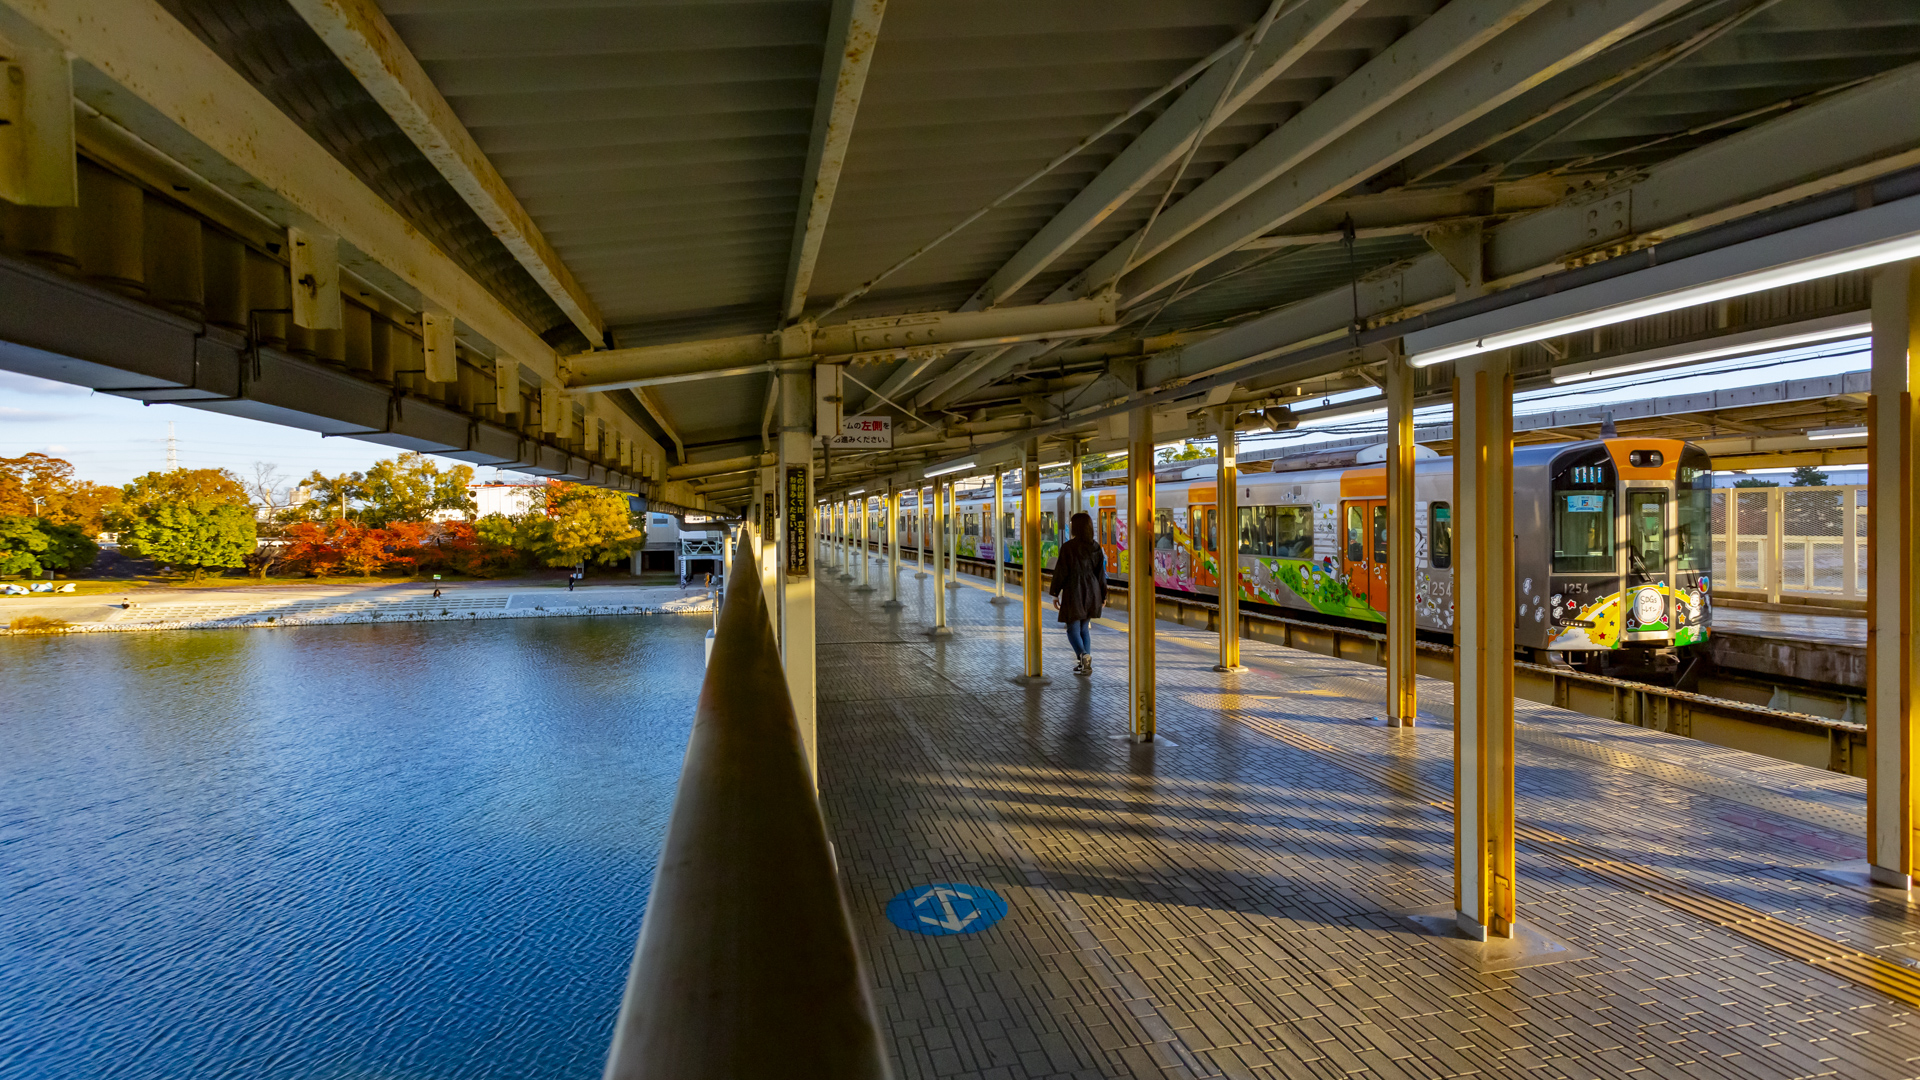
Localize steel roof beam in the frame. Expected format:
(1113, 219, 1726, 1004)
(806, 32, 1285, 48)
(0, 0, 684, 498)
(1055, 0, 1560, 307)
(783, 0, 888, 323)
(282, 0, 606, 346)
(963, 0, 1369, 311)
(1118, 0, 1697, 305)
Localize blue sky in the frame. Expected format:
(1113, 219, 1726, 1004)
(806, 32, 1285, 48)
(0, 370, 532, 492)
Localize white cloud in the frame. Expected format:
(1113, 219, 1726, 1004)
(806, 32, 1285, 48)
(0, 406, 82, 422)
(0, 370, 90, 396)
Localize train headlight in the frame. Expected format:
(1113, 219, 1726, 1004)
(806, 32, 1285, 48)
(1634, 587, 1664, 624)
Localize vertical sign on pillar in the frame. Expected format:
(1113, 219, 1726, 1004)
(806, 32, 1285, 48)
(1215, 413, 1243, 673)
(1385, 345, 1418, 726)
(1128, 407, 1156, 742)
(1868, 263, 1920, 889)
(1453, 349, 1515, 940)
(1021, 444, 1043, 678)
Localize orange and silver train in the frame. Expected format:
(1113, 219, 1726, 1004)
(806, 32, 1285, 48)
(895, 437, 1714, 663)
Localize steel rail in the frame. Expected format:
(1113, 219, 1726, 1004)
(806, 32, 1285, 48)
(602, 544, 888, 1080)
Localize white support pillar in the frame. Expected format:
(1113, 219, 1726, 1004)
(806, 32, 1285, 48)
(1128, 406, 1157, 742)
(1453, 348, 1515, 941)
(1385, 346, 1418, 726)
(776, 368, 817, 785)
(991, 467, 1011, 605)
(929, 480, 951, 636)
(1214, 416, 1243, 673)
(1869, 262, 1920, 889)
(884, 486, 903, 610)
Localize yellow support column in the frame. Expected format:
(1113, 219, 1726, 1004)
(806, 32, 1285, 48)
(991, 467, 1011, 605)
(1454, 348, 1515, 940)
(930, 480, 951, 636)
(945, 478, 961, 589)
(915, 486, 929, 578)
(1214, 415, 1244, 673)
(1128, 406, 1157, 742)
(1021, 444, 1044, 679)
(856, 496, 873, 592)
(1386, 347, 1418, 727)
(1869, 262, 1920, 889)
(883, 488, 904, 610)
(1070, 450, 1083, 519)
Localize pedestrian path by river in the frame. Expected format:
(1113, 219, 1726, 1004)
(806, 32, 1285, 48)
(1, 580, 714, 633)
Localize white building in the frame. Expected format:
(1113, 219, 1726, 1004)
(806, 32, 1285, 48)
(470, 481, 545, 518)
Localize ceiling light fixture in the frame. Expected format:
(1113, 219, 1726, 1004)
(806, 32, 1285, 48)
(1806, 426, 1868, 441)
(1406, 200, 1920, 369)
(924, 461, 976, 478)
(1549, 318, 1869, 385)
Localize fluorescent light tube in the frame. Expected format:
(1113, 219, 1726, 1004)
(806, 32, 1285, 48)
(1409, 210, 1920, 369)
(1806, 427, 1867, 441)
(1550, 320, 1869, 384)
(924, 461, 976, 477)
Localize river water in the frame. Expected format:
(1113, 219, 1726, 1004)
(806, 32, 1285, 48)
(0, 615, 708, 1079)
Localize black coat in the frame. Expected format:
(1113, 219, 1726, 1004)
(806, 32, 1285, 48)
(1049, 537, 1108, 622)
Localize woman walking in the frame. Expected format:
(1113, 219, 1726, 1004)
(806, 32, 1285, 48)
(1050, 511, 1108, 675)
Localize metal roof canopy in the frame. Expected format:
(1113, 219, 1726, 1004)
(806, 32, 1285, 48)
(7, 0, 1919, 509)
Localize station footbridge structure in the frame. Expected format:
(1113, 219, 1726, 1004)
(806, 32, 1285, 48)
(8, 0, 1920, 1075)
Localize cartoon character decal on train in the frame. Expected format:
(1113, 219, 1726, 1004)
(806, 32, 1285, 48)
(895, 436, 1709, 662)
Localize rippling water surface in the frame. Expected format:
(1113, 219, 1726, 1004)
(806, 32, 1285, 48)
(0, 615, 708, 1079)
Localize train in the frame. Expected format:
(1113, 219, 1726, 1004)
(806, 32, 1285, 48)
(886, 436, 1714, 668)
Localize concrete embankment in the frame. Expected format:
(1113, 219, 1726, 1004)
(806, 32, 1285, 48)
(1, 584, 715, 634)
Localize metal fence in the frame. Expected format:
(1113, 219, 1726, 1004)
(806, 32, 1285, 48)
(1711, 485, 1867, 603)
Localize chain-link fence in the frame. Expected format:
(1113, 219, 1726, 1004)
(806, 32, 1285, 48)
(1711, 486, 1867, 602)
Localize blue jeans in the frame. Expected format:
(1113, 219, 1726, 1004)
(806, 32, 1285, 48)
(1064, 619, 1091, 657)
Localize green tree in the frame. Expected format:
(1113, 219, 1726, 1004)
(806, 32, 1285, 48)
(357, 453, 476, 526)
(1156, 440, 1214, 464)
(1731, 477, 1777, 488)
(1790, 465, 1830, 487)
(531, 484, 642, 568)
(0, 516, 50, 576)
(294, 470, 365, 523)
(0, 516, 99, 577)
(110, 468, 257, 580)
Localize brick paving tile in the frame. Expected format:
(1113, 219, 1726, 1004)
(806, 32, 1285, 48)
(816, 569, 1920, 1079)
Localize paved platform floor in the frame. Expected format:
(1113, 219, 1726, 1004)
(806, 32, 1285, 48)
(1712, 606, 1864, 647)
(814, 550, 1920, 1080)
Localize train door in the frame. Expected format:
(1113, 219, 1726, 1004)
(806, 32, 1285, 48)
(1341, 499, 1386, 609)
(1623, 487, 1672, 639)
(1190, 505, 1217, 588)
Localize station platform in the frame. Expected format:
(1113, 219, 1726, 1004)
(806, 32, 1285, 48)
(814, 553, 1920, 1080)
(1712, 607, 1865, 648)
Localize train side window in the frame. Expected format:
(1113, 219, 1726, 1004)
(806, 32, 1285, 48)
(1429, 503, 1452, 569)
(1154, 508, 1175, 549)
(1552, 490, 1615, 572)
(1371, 505, 1387, 566)
(1041, 511, 1059, 543)
(1346, 505, 1364, 562)
(1274, 506, 1311, 559)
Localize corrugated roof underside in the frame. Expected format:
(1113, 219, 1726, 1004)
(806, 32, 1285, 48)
(385, 0, 832, 345)
(808, 0, 1438, 321)
(157, 0, 586, 351)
